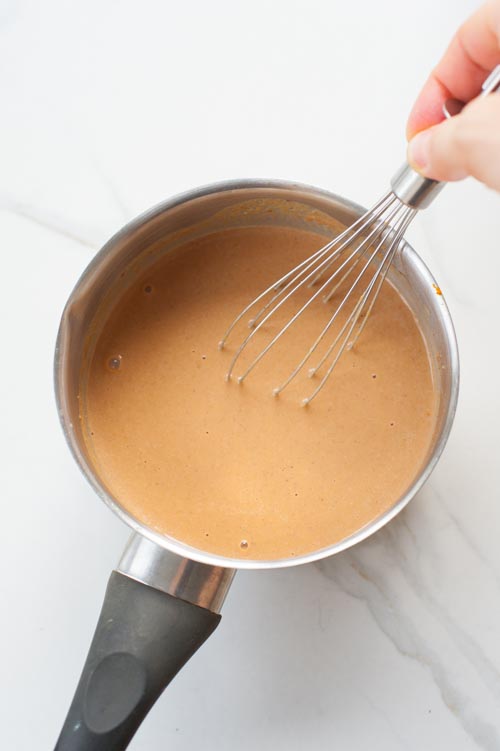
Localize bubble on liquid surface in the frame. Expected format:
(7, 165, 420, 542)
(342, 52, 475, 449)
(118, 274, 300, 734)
(108, 355, 122, 370)
(240, 540, 249, 550)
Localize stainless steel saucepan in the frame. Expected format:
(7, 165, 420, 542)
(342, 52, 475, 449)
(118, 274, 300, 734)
(54, 179, 459, 750)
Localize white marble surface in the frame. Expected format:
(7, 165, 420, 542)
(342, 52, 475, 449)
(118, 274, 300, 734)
(2, 1, 500, 749)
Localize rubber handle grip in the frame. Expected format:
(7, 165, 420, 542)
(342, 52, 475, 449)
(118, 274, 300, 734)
(55, 571, 221, 750)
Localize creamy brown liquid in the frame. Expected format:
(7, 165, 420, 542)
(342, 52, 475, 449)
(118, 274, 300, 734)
(82, 225, 436, 560)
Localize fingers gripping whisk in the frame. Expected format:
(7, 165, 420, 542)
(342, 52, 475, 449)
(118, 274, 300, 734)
(219, 192, 417, 405)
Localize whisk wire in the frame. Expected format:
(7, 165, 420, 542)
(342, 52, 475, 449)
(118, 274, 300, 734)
(302, 207, 416, 405)
(218, 192, 393, 351)
(227, 196, 399, 383)
(309, 206, 415, 377)
(272, 202, 408, 396)
(240, 193, 395, 333)
(348, 209, 417, 351)
(306, 193, 395, 289)
(321, 198, 402, 304)
(219, 192, 418, 402)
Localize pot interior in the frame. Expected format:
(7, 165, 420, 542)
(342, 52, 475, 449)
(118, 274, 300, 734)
(55, 181, 458, 569)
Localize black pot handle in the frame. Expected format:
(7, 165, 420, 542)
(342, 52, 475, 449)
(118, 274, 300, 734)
(55, 538, 234, 751)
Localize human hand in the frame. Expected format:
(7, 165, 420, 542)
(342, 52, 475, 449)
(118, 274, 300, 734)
(406, 0, 500, 191)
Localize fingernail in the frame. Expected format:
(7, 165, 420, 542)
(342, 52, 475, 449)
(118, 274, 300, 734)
(407, 130, 432, 173)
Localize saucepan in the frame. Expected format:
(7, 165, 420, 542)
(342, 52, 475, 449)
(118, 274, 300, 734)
(54, 179, 459, 750)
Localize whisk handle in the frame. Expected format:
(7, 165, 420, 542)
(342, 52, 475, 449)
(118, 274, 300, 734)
(390, 165, 443, 209)
(391, 64, 500, 209)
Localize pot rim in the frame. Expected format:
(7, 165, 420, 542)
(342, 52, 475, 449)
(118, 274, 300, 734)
(54, 177, 459, 570)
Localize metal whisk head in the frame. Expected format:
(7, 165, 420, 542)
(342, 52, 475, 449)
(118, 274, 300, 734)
(219, 189, 418, 405)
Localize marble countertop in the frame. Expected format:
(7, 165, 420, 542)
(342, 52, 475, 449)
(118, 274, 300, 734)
(2, 1, 500, 749)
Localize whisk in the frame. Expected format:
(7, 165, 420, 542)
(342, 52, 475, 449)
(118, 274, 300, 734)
(219, 66, 500, 406)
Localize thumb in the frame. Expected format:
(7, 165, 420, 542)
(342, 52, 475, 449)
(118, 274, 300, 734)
(407, 95, 500, 192)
